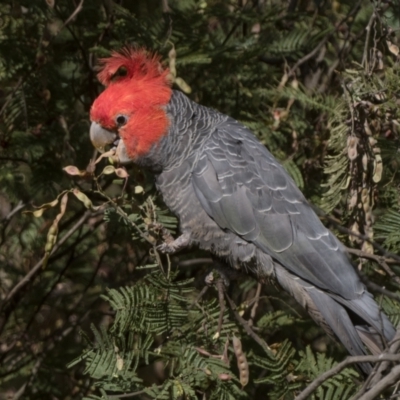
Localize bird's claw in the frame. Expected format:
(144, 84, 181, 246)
(156, 232, 191, 254)
(157, 242, 179, 254)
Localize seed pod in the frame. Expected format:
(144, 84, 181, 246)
(347, 136, 358, 160)
(116, 354, 124, 371)
(361, 188, 368, 205)
(349, 221, 362, 244)
(387, 40, 400, 56)
(362, 240, 374, 255)
(365, 209, 374, 226)
(364, 120, 372, 136)
(373, 155, 383, 183)
(348, 190, 358, 210)
(232, 336, 249, 388)
(373, 146, 381, 154)
(168, 46, 177, 78)
(175, 77, 192, 94)
(115, 168, 129, 178)
(102, 165, 115, 175)
(218, 373, 232, 381)
(362, 154, 368, 172)
(368, 137, 377, 146)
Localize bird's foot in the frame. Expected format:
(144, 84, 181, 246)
(157, 232, 191, 254)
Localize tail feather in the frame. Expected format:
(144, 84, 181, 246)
(274, 264, 395, 375)
(331, 290, 395, 341)
(356, 326, 386, 356)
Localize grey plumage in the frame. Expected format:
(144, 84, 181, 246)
(92, 84, 395, 374)
(144, 90, 396, 373)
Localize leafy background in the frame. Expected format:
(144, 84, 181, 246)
(0, 0, 400, 399)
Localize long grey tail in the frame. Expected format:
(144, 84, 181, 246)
(274, 265, 396, 374)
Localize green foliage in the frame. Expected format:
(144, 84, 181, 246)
(1, 0, 400, 399)
(296, 347, 359, 400)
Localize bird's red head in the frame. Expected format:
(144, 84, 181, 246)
(90, 48, 172, 161)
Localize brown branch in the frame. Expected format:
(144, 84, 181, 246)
(1, 209, 98, 307)
(361, 7, 377, 69)
(355, 365, 400, 400)
(1, 201, 26, 222)
(60, 0, 84, 30)
(216, 278, 226, 337)
(354, 330, 400, 398)
(108, 387, 162, 399)
(347, 248, 400, 285)
(295, 354, 400, 400)
(286, 0, 363, 78)
(360, 275, 400, 302)
(225, 292, 274, 357)
(161, 0, 170, 13)
(317, 209, 400, 265)
(0, 77, 24, 116)
(248, 282, 262, 327)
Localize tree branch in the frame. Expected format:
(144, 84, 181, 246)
(295, 353, 400, 400)
(1, 209, 99, 308)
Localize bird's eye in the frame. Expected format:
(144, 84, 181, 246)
(116, 114, 128, 126)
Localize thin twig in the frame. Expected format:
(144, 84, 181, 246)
(347, 248, 400, 285)
(317, 208, 400, 264)
(216, 278, 226, 337)
(295, 354, 400, 400)
(0, 77, 23, 116)
(1, 201, 26, 221)
(286, 0, 362, 78)
(361, 7, 377, 69)
(60, 0, 84, 30)
(108, 387, 162, 399)
(161, 0, 170, 13)
(2, 210, 97, 307)
(225, 292, 274, 357)
(355, 365, 400, 400)
(355, 330, 400, 398)
(248, 283, 262, 327)
(359, 275, 400, 302)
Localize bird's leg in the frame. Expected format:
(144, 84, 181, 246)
(157, 231, 191, 254)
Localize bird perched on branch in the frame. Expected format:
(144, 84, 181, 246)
(89, 48, 395, 374)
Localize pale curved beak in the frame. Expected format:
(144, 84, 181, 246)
(90, 122, 132, 164)
(90, 122, 117, 153)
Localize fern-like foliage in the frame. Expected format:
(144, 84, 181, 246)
(296, 347, 359, 400)
(1, 1, 400, 399)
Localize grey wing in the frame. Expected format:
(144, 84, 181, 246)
(191, 118, 363, 300)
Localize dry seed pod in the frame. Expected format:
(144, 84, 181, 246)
(373, 147, 381, 154)
(361, 188, 368, 204)
(232, 336, 249, 388)
(365, 209, 374, 225)
(368, 137, 377, 146)
(349, 190, 358, 210)
(374, 92, 386, 103)
(387, 40, 400, 56)
(218, 373, 232, 381)
(349, 221, 362, 243)
(168, 47, 177, 78)
(364, 120, 373, 136)
(362, 240, 374, 255)
(347, 136, 358, 160)
(373, 155, 383, 183)
(362, 154, 368, 172)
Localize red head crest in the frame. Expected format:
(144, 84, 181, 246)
(90, 48, 173, 159)
(97, 48, 171, 87)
